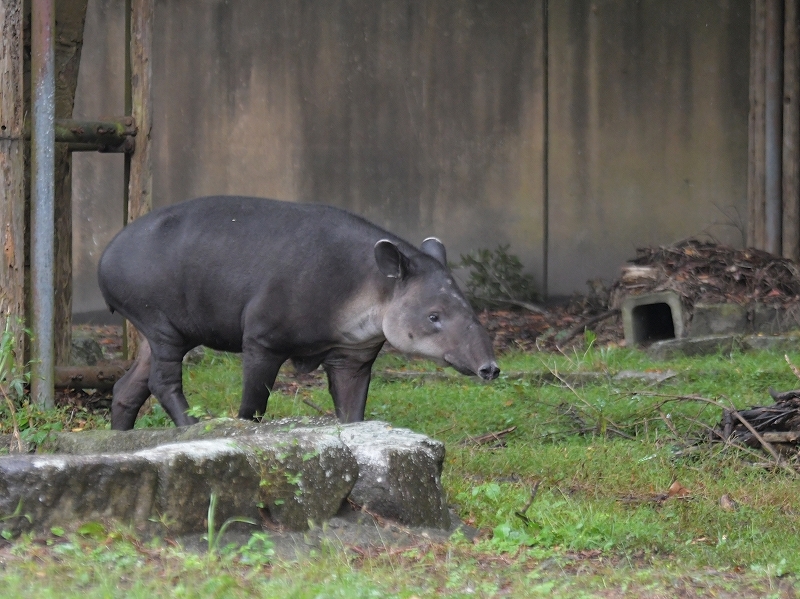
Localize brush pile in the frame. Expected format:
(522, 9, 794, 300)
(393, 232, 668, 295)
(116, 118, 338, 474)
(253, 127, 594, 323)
(610, 239, 800, 307)
(714, 395, 800, 449)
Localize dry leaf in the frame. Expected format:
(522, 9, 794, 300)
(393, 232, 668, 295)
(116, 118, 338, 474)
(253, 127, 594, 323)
(667, 481, 691, 498)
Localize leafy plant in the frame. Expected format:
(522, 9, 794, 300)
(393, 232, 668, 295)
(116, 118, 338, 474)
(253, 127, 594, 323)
(0, 499, 32, 540)
(455, 245, 541, 311)
(0, 317, 31, 452)
(204, 491, 258, 556)
(0, 316, 28, 402)
(220, 531, 275, 566)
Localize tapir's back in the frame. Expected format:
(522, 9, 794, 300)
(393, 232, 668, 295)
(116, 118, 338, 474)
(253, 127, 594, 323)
(98, 196, 405, 351)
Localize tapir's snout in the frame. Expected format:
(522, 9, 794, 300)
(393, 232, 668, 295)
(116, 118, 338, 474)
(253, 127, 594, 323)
(478, 361, 500, 381)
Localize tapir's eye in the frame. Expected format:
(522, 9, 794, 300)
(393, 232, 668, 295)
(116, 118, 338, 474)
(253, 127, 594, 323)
(428, 313, 440, 324)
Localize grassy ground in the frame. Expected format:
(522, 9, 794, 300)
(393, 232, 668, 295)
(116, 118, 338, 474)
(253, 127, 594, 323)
(2, 339, 800, 597)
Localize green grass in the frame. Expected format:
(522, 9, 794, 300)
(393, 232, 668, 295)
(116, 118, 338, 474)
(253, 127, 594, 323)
(3, 341, 800, 596)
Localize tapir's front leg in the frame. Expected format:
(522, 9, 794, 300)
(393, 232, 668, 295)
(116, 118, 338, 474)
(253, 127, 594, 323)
(323, 345, 383, 423)
(239, 341, 285, 420)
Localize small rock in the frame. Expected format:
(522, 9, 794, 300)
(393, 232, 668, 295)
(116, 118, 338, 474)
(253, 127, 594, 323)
(719, 494, 739, 512)
(70, 334, 104, 366)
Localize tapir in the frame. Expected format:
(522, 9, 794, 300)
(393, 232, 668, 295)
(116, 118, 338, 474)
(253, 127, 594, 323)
(98, 196, 499, 430)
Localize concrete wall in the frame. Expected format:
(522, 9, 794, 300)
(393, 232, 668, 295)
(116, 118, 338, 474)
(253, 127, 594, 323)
(71, 0, 749, 317)
(547, 0, 750, 294)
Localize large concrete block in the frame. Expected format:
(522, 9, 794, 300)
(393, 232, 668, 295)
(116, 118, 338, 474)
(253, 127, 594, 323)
(0, 418, 452, 537)
(689, 303, 748, 336)
(0, 426, 358, 535)
(0, 453, 158, 535)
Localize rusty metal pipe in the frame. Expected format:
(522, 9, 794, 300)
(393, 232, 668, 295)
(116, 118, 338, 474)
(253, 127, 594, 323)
(55, 362, 133, 391)
(24, 117, 135, 142)
(22, 117, 136, 152)
(30, 0, 55, 409)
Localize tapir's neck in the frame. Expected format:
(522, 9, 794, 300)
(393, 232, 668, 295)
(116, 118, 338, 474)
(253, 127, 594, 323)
(331, 282, 392, 348)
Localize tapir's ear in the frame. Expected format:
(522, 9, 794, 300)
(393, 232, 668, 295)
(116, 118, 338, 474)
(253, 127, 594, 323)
(420, 237, 447, 267)
(375, 240, 408, 279)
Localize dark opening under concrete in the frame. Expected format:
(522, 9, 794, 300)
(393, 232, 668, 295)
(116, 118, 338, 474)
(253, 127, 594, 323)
(631, 302, 676, 344)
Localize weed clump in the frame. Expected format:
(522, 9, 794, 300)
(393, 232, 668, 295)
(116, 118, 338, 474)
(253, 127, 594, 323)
(455, 245, 541, 312)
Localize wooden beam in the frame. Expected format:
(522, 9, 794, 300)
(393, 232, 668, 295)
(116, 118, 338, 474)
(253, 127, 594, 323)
(784, 0, 800, 259)
(125, 0, 154, 360)
(0, 0, 25, 368)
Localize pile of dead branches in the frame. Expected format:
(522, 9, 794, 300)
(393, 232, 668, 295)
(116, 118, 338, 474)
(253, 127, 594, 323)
(611, 239, 800, 307)
(714, 393, 800, 449)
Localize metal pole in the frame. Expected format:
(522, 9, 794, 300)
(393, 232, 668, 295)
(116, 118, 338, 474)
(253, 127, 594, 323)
(30, 0, 55, 409)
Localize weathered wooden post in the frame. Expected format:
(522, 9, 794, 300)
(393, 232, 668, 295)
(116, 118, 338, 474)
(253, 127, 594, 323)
(784, 0, 800, 260)
(124, 0, 154, 359)
(748, 0, 800, 260)
(0, 0, 25, 367)
(52, 0, 89, 366)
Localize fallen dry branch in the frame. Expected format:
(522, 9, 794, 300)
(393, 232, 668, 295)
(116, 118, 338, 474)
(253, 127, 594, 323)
(632, 391, 800, 476)
(471, 295, 548, 315)
(461, 426, 517, 446)
(556, 309, 620, 349)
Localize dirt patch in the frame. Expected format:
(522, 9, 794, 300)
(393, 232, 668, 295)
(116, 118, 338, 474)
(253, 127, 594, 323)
(179, 502, 475, 561)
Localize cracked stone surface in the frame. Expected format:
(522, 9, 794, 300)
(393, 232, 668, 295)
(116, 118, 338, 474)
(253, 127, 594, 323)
(0, 418, 450, 536)
(336, 422, 450, 529)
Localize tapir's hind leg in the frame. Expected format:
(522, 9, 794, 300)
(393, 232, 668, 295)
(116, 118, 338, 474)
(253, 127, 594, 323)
(111, 337, 154, 430)
(148, 351, 199, 428)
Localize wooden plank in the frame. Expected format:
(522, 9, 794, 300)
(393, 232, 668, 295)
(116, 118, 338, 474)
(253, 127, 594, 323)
(125, 0, 154, 359)
(765, 0, 784, 255)
(784, 0, 800, 259)
(0, 0, 25, 368)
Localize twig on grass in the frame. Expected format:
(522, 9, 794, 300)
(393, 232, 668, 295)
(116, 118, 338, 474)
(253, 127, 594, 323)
(514, 481, 541, 525)
(786, 354, 800, 381)
(302, 398, 332, 416)
(545, 363, 627, 439)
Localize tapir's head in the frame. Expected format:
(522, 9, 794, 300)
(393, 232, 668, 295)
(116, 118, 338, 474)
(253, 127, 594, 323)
(375, 238, 500, 381)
